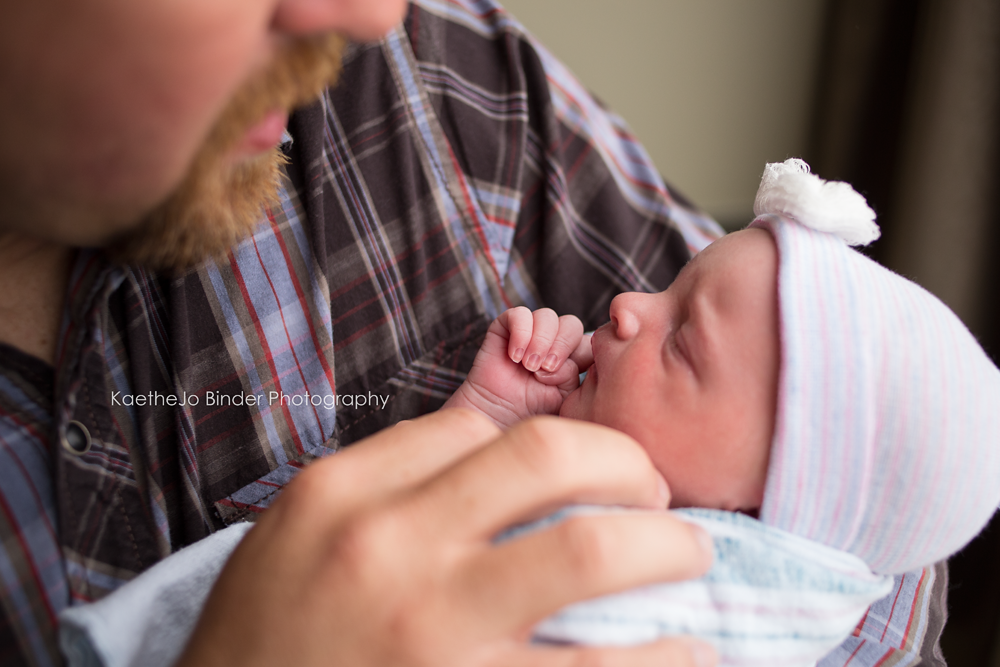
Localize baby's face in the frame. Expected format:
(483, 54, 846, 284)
(560, 228, 780, 512)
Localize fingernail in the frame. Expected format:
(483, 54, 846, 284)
(512, 348, 525, 363)
(684, 639, 717, 667)
(543, 354, 558, 371)
(526, 353, 541, 371)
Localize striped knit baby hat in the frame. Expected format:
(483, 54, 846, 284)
(752, 159, 1000, 575)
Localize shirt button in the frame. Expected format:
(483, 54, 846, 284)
(62, 421, 92, 455)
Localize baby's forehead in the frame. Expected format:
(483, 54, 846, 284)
(691, 230, 775, 276)
(678, 231, 778, 303)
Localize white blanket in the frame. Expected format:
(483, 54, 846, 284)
(59, 509, 892, 667)
(532, 508, 893, 667)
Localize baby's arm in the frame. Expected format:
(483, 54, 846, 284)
(444, 307, 593, 428)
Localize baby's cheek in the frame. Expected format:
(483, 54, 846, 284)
(638, 430, 716, 509)
(637, 443, 693, 509)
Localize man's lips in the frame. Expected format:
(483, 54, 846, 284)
(228, 109, 289, 161)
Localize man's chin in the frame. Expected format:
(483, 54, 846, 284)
(106, 32, 346, 274)
(107, 146, 284, 273)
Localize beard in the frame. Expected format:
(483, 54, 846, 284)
(108, 33, 346, 273)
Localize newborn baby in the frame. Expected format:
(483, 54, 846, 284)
(444, 224, 779, 514)
(443, 159, 1000, 665)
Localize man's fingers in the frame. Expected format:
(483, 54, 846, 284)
(539, 315, 584, 372)
(404, 417, 669, 540)
(498, 637, 717, 667)
(503, 307, 535, 363)
(464, 512, 713, 631)
(522, 308, 559, 372)
(290, 409, 501, 513)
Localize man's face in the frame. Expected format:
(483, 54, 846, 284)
(560, 228, 781, 513)
(0, 0, 407, 267)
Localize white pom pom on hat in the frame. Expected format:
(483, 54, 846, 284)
(754, 158, 879, 247)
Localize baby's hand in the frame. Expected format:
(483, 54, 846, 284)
(443, 307, 593, 428)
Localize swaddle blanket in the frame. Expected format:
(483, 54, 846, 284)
(60, 507, 893, 667)
(59, 523, 253, 667)
(58, 509, 890, 667)
(524, 508, 894, 667)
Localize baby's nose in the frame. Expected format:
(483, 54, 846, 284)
(609, 293, 643, 339)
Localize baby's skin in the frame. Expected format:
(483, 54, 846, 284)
(445, 228, 781, 513)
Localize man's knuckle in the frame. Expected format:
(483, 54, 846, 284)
(559, 518, 618, 582)
(331, 509, 404, 575)
(280, 464, 345, 517)
(512, 418, 578, 475)
(384, 597, 433, 655)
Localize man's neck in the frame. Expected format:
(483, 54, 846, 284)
(0, 232, 73, 366)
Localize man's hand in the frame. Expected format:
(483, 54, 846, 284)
(444, 307, 594, 427)
(179, 410, 716, 667)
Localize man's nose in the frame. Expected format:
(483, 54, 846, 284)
(271, 0, 408, 42)
(609, 292, 654, 340)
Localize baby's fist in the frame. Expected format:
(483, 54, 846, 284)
(501, 307, 584, 377)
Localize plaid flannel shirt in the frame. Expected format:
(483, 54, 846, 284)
(0, 1, 947, 665)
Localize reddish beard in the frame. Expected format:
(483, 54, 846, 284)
(109, 33, 346, 273)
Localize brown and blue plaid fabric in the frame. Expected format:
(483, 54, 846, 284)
(0, 2, 946, 665)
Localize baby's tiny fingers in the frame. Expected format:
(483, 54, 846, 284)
(523, 309, 560, 372)
(501, 307, 535, 363)
(569, 332, 595, 372)
(541, 315, 585, 372)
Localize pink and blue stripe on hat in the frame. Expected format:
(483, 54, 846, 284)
(752, 160, 1000, 574)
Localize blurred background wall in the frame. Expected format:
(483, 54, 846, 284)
(501, 0, 828, 228)
(501, 0, 1000, 664)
